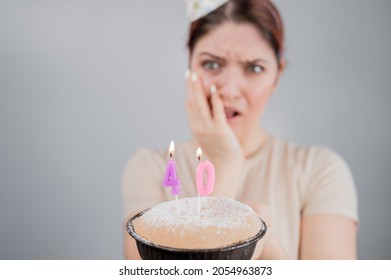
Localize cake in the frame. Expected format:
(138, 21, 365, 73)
(131, 197, 263, 250)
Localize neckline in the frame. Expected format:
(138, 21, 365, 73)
(243, 132, 275, 163)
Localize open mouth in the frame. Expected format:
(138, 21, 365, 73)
(224, 107, 242, 120)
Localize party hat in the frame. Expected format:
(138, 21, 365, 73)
(185, 0, 229, 22)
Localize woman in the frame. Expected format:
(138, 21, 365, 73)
(122, 0, 358, 259)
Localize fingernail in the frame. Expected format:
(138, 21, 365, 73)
(191, 72, 198, 83)
(185, 69, 191, 80)
(210, 84, 217, 95)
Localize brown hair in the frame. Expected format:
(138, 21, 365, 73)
(187, 0, 284, 66)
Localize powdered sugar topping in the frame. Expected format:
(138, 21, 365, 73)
(139, 197, 257, 229)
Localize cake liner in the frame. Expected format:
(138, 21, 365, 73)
(126, 209, 267, 260)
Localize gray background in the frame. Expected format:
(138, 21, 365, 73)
(0, 0, 390, 259)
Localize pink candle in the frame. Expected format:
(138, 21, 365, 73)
(162, 141, 181, 195)
(196, 148, 215, 196)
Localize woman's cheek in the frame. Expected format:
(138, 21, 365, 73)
(249, 85, 274, 115)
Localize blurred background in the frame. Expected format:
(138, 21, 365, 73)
(0, 0, 390, 259)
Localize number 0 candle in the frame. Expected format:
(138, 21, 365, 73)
(196, 147, 215, 216)
(196, 148, 215, 196)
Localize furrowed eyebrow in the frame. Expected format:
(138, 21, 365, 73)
(199, 52, 267, 64)
(241, 59, 267, 65)
(199, 52, 225, 61)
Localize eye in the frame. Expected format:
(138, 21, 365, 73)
(202, 60, 221, 71)
(247, 64, 264, 74)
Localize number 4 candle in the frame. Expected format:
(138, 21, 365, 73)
(162, 141, 181, 214)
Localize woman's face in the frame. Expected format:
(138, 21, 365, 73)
(190, 21, 283, 140)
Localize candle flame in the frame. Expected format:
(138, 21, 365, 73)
(197, 147, 202, 161)
(169, 141, 175, 158)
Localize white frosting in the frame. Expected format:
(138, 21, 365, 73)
(134, 196, 262, 249)
(140, 196, 256, 230)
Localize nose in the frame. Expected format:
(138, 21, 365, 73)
(216, 67, 243, 99)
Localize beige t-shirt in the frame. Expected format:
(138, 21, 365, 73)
(122, 134, 358, 259)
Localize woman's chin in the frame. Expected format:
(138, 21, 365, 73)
(228, 119, 245, 139)
(226, 114, 243, 126)
(228, 117, 261, 142)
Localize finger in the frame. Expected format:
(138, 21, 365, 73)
(244, 201, 273, 228)
(252, 239, 265, 260)
(185, 70, 208, 134)
(186, 94, 204, 136)
(209, 84, 228, 126)
(187, 72, 212, 126)
(185, 69, 191, 80)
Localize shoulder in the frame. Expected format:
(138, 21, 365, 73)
(122, 148, 166, 185)
(268, 135, 348, 172)
(269, 138, 359, 220)
(298, 144, 353, 184)
(128, 147, 165, 165)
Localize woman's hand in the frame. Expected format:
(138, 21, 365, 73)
(246, 201, 290, 260)
(185, 70, 244, 197)
(185, 70, 243, 162)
